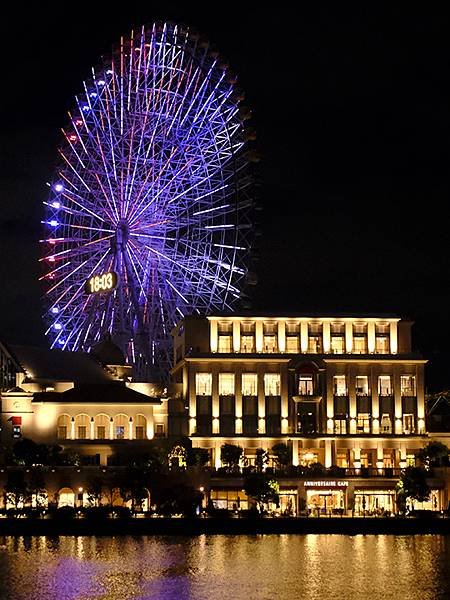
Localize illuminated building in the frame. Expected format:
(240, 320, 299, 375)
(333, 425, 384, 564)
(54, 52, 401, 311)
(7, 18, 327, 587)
(171, 313, 447, 514)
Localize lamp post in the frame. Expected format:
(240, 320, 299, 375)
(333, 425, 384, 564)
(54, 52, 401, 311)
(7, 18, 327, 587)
(77, 487, 84, 509)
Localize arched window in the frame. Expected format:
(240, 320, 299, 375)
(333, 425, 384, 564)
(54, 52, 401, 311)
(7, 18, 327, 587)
(74, 414, 90, 439)
(135, 415, 147, 440)
(58, 487, 75, 508)
(113, 414, 129, 439)
(56, 414, 71, 439)
(94, 414, 110, 439)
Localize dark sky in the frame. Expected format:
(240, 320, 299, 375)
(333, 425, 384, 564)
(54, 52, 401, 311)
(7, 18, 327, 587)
(1, 3, 449, 391)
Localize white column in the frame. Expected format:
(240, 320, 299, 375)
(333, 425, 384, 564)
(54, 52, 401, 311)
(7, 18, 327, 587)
(210, 319, 218, 352)
(90, 417, 94, 440)
(258, 367, 265, 434)
(233, 320, 240, 353)
(109, 418, 114, 439)
(212, 369, 219, 434)
(368, 322, 376, 353)
(325, 439, 332, 468)
(292, 439, 299, 466)
(390, 321, 398, 354)
(214, 443, 222, 470)
(71, 417, 75, 440)
(394, 370, 402, 433)
(128, 417, 133, 440)
(345, 321, 353, 353)
(300, 321, 308, 353)
(235, 368, 242, 434)
(189, 370, 197, 434)
(278, 321, 286, 352)
(326, 371, 334, 433)
(255, 321, 263, 352)
(376, 443, 384, 470)
(323, 321, 331, 353)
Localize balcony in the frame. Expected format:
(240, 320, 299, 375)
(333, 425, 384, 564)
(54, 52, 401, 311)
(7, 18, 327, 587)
(293, 393, 322, 403)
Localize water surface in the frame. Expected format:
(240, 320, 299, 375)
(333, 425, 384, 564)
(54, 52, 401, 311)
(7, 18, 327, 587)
(1, 534, 449, 599)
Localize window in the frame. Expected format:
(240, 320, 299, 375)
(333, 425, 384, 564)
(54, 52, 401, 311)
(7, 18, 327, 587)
(331, 336, 344, 354)
(219, 373, 235, 396)
(196, 373, 212, 395)
(333, 375, 347, 396)
(264, 373, 280, 396)
(334, 417, 347, 435)
(356, 413, 371, 434)
(336, 450, 349, 467)
(57, 426, 67, 440)
(381, 414, 392, 434)
(401, 375, 416, 396)
(116, 426, 125, 439)
(353, 336, 367, 354)
(298, 375, 314, 395)
(155, 424, 165, 438)
(97, 426, 105, 440)
(241, 335, 255, 353)
(77, 426, 87, 440)
(264, 335, 277, 353)
(378, 375, 392, 396)
(356, 376, 369, 395)
(286, 336, 299, 353)
(135, 426, 144, 440)
(376, 336, 390, 354)
(406, 453, 416, 467)
(218, 335, 232, 353)
(403, 414, 415, 434)
(242, 373, 257, 396)
(308, 336, 322, 353)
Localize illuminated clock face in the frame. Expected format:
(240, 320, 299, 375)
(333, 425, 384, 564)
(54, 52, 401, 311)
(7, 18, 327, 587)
(84, 271, 118, 294)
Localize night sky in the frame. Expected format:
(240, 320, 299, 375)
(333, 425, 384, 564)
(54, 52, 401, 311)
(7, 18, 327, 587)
(1, 4, 449, 391)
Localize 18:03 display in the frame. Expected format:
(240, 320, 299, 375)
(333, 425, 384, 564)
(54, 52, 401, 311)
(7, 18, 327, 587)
(84, 271, 118, 294)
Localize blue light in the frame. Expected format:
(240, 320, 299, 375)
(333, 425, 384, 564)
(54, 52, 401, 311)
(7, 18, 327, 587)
(49, 220, 59, 227)
(90, 92, 97, 98)
(54, 183, 64, 192)
(97, 80, 106, 86)
(52, 201, 61, 209)
(53, 323, 62, 330)
(51, 307, 59, 314)
(82, 105, 90, 112)
(57, 339, 66, 345)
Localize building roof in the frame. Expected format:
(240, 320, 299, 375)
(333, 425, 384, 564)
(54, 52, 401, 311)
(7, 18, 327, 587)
(33, 382, 161, 404)
(90, 335, 126, 366)
(8, 345, 112, 384)
(205, 311, 405, 320)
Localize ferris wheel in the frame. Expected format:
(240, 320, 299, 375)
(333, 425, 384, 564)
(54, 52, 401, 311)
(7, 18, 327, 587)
(40, 22, 256, 379)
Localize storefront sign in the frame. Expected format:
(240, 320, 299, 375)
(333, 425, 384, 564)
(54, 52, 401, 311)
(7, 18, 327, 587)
(303, 481, 349, 487)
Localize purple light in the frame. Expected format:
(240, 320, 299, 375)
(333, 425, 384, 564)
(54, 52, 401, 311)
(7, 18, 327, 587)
(53, 323, 62, 330)
(54, 184, 64, 192)
(51, 307, 59, 314)
(97, 80, 105, 86)
(52, 201, 61, 209)
(82, 105, 90, 112)
(89, 92, 97, 98)
(49, 220, 59, 227)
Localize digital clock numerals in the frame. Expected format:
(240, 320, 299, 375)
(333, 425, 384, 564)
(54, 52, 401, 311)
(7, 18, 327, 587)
(84, 271, 118, 294)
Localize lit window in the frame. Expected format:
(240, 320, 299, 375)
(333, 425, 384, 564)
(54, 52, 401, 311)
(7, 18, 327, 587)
(116, 426, 125, 439)
(263, 335, 277, 353)
(333, 375, 347, 396)
(97, 426, 105, 440)
(401, 375, 416, 396)
(331, 336, 344, 354)
(57, 426, 67, 440)
(135, 426, 144, 440)
(308, 336, 322, 353)
(286, 336, 299, 353)
(378, 375, 392, 396)
(264, 373, 280, 396)
(241, 335, 255, 353)
(403, 414, 415, 434)
(376, 336, 390, 354)
(77, 426, 87, 440)
(298, 375, 314, 395)
(242, 373, 257, 396)
(356, 376, 369, 395)
(218, 335, 232, 353)
(219, 373, 235, 396)
(353, 336, 367, 354)
(196, 373, 212, 395)
(356, 413, 371, 433)
(381, 414, 392, 434)
(334, 417, 347, 435)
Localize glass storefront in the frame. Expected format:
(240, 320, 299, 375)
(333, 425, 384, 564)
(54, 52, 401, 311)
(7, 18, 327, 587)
(210, 489, 248, 511)
(354, 490, 395, 515)
(306, 489, 346, 515)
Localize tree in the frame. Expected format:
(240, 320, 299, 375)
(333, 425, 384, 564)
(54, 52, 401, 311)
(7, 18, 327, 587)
(255, 448, 269, 472)
(4, 470, 28, 510)
(271, 443, 291, 469)
(244, 472, 279, 513)
(86, 476, 104, 507)
(220, 444, 243, 471)
(28, 469, 47, 509)
(187, 447, 210, 468)
(417, 441, 449, 469)
(156, 484, 203, 516)
(397, 466, 430, 512)
(12, 439, 41, 466)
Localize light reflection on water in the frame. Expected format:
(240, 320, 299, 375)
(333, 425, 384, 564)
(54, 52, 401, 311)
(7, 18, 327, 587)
(0, 535, 449, 600)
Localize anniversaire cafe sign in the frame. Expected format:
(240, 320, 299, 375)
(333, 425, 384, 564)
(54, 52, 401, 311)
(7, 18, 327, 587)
(303, 481, 349, 487)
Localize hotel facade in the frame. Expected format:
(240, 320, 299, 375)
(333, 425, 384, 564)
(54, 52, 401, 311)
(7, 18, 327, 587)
(0, 314, 449, 514)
